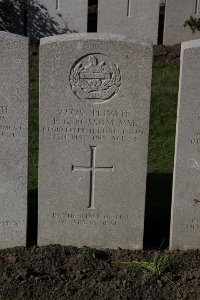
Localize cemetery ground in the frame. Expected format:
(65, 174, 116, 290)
(1, 53, 200, 299)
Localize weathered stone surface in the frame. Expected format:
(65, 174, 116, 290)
(97, 0, 160, 45)
(38, 33, 152, 250)
(28, 0, 88, 40)
(0, 32, 28, 249)
(170, 39, 200, 250)
(164, 0, 200, 45)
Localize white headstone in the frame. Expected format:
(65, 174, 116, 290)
(0, 32, 28, 249)
(38, 33, 153, 250)
(170, 39, 200, 250)
(164, 0, 200, 45)
(28, 0, 88, 40)
(97, 0, 160, 45)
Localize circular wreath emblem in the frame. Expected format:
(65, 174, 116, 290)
(69, 54, 121, 103)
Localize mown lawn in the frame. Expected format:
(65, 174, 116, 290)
(148, 62, 179, 173)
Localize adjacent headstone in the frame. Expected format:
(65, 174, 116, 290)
(38, 33, 152, 250)
(0, 32, 28, 249)
(97, 0, 160, 45)
(170, 39, 200, 250)
(164, 0, 200, 45)
(27, 0, 88, 40)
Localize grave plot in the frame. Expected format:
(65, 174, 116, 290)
(164, 0, 200, 45)
(38, 33, 153, 249)
(171, 39, 200, 250)
(27, 0, 88, 40)
(98, 0, 160, 44)
(0, 32, 28, 249)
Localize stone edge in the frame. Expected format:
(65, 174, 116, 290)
(40, 33, 152, 49)
(181, 38, 200, 50)
(0, 31, 28, 43)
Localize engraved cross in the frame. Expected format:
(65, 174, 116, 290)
(195, 0, 200, 15)
(72, 146, 114, 209)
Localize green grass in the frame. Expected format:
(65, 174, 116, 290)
(78, 246, 96, 259)
(148, 63, 180, 173)
(113, 254, 174, 275)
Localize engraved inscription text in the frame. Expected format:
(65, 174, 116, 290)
(53, 212, 128, 227)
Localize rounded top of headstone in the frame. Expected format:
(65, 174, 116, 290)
(181, 39, 200, 50)
(0, 31, 28, 43)
(40, 33, 152, 49)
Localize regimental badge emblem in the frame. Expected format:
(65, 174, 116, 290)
(69, 54, 121, 103)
